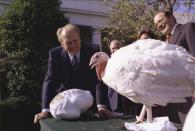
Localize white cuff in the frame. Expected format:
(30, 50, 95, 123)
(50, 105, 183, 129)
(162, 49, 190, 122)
(42, 108, 50, 112)
(97, 104, 107, 109)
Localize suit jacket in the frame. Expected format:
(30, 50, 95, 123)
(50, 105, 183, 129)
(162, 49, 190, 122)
(171, 23, 195, 57)
(42, 44, 100, 111)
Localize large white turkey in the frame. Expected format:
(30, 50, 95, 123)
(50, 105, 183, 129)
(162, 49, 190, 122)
(89, 39, 195, 123)
(183, 103, 195, 131)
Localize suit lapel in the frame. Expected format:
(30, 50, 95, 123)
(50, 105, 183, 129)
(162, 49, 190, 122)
(59, 48, 72, 88)
(79, 44, 88, 69)
(171, 24, 182, 45)
(60, 48, 72, 75)
(60, 48, 71, 66)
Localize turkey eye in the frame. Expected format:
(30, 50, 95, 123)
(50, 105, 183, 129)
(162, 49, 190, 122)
(95, 55, 99, 59)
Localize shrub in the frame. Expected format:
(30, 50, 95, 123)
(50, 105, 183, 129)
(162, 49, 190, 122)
(0, 0, 68, 100)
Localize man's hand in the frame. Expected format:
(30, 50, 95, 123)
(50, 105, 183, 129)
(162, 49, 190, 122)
(97, 107, 114, 118)
(34, 112, 49, 124)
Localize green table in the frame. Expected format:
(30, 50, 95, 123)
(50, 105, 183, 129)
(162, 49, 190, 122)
(40, 115, 182, 131)
(40, 117, 135, 131)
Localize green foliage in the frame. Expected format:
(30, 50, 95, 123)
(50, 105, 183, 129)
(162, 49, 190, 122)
(103, 0, 195, 46)
(0, 0, 68, 100)
(146, 0, 195, 13)
(103, 0, 157, 46)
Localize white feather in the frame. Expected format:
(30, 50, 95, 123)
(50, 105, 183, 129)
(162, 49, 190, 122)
(183, 103, 195, 131)
(102, 39, 195, 106)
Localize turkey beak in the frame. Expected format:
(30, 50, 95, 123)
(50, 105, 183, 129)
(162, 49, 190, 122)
(89, 59, 98, 69)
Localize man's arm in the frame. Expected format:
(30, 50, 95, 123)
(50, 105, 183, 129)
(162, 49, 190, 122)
(42, 49, 61, 109)
(96, 80, 110, 107)
(34, 49, 60, 123)
(96, 80, 114, 118)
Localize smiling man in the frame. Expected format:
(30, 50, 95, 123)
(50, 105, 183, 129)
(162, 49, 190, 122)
(153, 10, 195, 125)
(154, 11, 176, 35)
(154, 10, 195, 56)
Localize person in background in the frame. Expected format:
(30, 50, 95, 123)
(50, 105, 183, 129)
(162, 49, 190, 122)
(154, 10, 195, 55)
(34, 24, 110, 123)
(138, 28, 155, 40)
(154, 10, 195, 124)
(109, 40, 122, 54)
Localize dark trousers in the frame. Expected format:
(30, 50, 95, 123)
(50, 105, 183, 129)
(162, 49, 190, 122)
(152, 97, 193, 124)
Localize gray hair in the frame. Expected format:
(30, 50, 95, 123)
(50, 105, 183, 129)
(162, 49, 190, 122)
(56, 24, 80, 42)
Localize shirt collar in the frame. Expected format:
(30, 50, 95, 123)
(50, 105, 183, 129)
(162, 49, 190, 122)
(171, 23, 178, 35)
(68, 52, 80, 62)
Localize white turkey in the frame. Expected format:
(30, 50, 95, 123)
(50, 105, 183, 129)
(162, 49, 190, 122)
(183, 103, 195, 131)
(50, 89, 93, 119)
(89, 39, 195, 123)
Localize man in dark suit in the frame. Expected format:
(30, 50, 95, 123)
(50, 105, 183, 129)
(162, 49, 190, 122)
(154, 10, 195, 124)
(34, 24, 111, 123)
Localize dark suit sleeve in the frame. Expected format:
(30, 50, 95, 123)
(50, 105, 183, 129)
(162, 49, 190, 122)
(186, 23, 195, 57)
(96, 80, 110, 108)
(42, 50, 60, 109)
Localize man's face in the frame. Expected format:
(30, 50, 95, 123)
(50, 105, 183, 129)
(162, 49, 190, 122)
(109, 42, 121, 54)
(60, 29, 81, 54)
(154, 12, 173, 35)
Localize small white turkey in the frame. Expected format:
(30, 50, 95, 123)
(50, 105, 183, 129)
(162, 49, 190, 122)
(50, 89, 93, 119)
(89, 39, 195, 123)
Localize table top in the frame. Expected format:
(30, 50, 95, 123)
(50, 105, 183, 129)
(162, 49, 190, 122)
(40, 115, 182, 131)
(40, 117, 135, 131)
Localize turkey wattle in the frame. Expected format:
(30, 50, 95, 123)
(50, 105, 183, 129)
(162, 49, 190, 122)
(89, 39, 195, 123)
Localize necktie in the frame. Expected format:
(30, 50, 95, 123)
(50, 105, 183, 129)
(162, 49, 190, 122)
(71, 55, 79, 88)
(72, 55, 79, 70)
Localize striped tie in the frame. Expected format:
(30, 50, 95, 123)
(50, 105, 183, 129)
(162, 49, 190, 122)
(72, 55, 79, 70)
